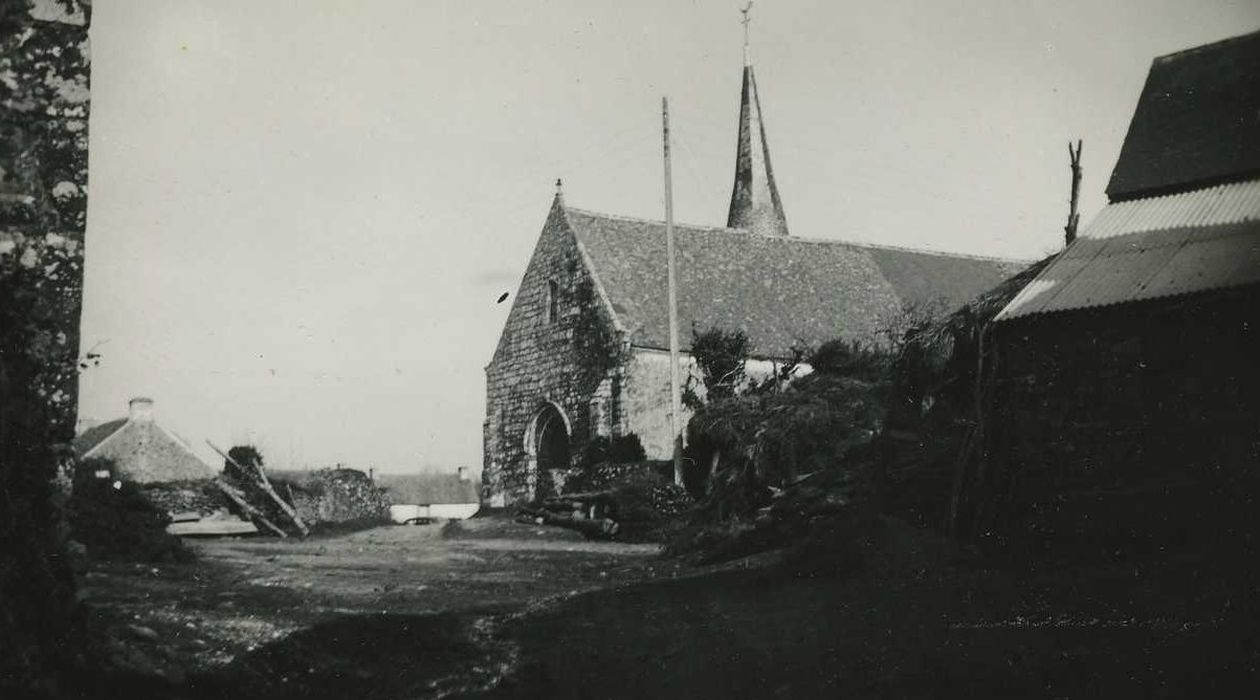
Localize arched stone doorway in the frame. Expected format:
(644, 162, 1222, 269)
(525, 402, 570, 501)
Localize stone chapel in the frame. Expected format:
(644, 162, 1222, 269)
(483, 33, 1023, 505)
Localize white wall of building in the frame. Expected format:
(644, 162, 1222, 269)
(623, 348, 804, 459)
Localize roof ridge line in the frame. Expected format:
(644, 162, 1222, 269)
(564, 205, 742, 234)
(566, 204, 1029, 263)
(840, 239, 1033, 265)
(1152, 27, 1260, 64)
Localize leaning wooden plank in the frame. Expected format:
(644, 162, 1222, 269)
(208, 441, 310, 537)
(214, 479, 288, 538)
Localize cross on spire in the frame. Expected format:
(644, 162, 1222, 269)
(740, 2, 753, 65)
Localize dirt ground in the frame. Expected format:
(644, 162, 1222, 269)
(79, 515, 1260, 699)
(79, 516, 682, 697)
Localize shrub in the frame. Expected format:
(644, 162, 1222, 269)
(807, 339, 890, 381)
(281, 468, 389, 526)
(67, 459, 191, 563)
(688, 327, 752, 403)
(224, 444, 264, 483)
(574, 435, 646, 473)
(669, 337, 893, 562)
(686, 370, 890, 515)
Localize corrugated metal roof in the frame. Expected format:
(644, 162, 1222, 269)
(996, 180, 1260, 321)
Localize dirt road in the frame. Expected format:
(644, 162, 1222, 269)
(82, 517, 674, 697)
(82, 515, 1260, 699)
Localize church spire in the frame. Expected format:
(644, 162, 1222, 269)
(727, 2, 789, 237)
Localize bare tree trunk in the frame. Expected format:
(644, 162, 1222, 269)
(1064, 140, 1083, 246)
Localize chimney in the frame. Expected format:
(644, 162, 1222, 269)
(457, 466, 470, 482)
(128, 397, 154, 422)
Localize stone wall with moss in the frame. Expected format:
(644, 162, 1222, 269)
(483, 199, 629, 505)
(0, 1, 92, 693)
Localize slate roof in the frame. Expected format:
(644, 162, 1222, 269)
(1107, 29, 1260, 200)
(73, 418, 128, 457)
(565, 206, 1025, 359)
(996, 179, 1260, 321)
(72, 416, 214, 483)
(376, 473, 480, 506)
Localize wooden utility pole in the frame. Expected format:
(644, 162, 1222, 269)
(1065, 139, 1083, 246)
(662, 97, 684, 487)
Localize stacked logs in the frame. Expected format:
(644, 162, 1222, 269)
(516, 491, 621, 540)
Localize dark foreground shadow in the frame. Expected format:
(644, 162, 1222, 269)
(65, 611, 507, 700)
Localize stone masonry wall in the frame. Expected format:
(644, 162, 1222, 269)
(483, 199, 626, 505)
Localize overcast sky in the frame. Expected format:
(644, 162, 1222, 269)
(78, 0, 1260, 473)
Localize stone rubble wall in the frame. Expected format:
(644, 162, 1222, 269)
(483, 202, 620, 505)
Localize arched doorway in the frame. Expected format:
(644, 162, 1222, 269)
(526, 402, 570, 501)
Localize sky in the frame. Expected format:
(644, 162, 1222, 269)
(78, 0, 1260, 474)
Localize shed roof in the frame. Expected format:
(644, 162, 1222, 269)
(996, 179, 1260, 321)
(565, 206, 1024, 359)
(376, 473, 479, 506)
(1106, 29, 1260, 200)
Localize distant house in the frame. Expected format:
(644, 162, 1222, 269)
(377, 467, 480, 522)
(959, 30, 1260, 539)
(73, 397, 214, 483)
(484, 36, 1025, 506)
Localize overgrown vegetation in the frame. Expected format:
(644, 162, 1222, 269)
(221, 446, 387, 534)
(0, 1, 93, 694)
(682, 326, 751, 408)
(571, 434, 646, 479)
(881, 257, 1055, 532)
(531, 434, 690, 542)
(686, 340, 890, 503)
(67, 458, 191, 563)
(220, 445, 291, 530)
(223, 445, 264, 484)
(272, 468, 389, 530)
(572, 277, 628, 386)
(670, 336, 893, 562)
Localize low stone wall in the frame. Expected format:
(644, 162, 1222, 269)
(140, 480, 223, 515)
(281, 469, 388, 525)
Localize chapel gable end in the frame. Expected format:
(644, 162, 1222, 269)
(483, 194, 629, 503)
(488, 199, 618, 372)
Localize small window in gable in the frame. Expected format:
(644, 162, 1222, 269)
(546, 279, 559, 323)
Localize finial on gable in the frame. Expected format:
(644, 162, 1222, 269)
(555, 178, 564, 203)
